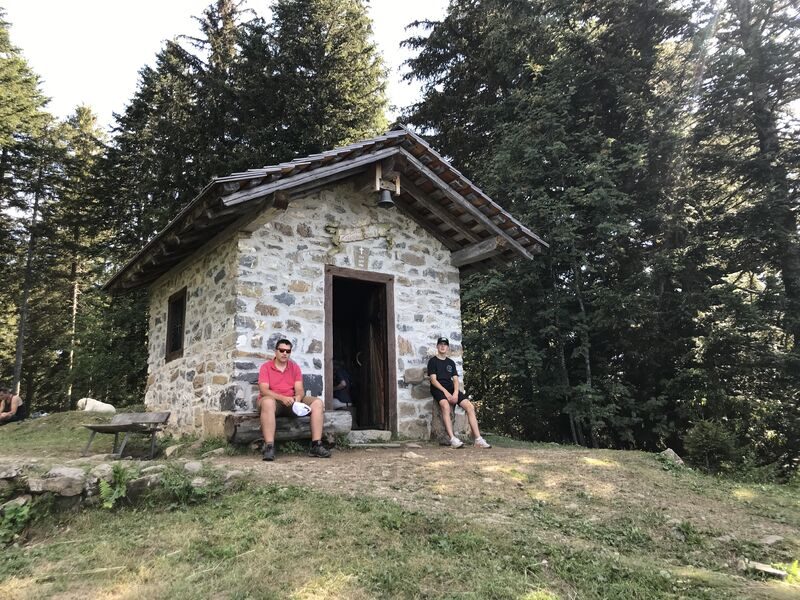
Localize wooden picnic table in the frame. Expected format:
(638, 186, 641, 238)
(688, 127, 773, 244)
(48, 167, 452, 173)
(82, 412, 171, 459)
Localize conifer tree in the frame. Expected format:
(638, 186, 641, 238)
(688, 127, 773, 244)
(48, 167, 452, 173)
(268, 0, 388, 159)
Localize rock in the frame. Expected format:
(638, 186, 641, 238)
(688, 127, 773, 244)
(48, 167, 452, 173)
(737, 559, 788, 580)
(759, 535, 783, 546)
(224, 470, 245, 483)
(403, 367, 426, 384)
(164, 444, 184, 458)
(89, 463, 114, 483)
(140, 464, 166, 474)
(659, 448, 685, 467)
(184, 461, 203, 474)
(1, 494, 32, 514)
(126, 474, 162, 499)
(201, 448, 226, 458)
(401, 451, 424, 460)
(27, 467, 87, 497)
(0, 465, 22, 480)
(404, 443, 423, 449)
(191, 477, 209, 489)
(0, 479, 11, 494)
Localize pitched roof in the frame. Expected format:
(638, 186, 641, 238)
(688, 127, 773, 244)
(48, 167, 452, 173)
(105, 124, 547, 292)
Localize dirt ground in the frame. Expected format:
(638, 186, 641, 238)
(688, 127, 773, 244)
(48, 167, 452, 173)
(210, 442, 800, 546)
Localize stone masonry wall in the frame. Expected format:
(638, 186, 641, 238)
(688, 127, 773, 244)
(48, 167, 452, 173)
(145, 237, 239, 432)
(232, 182, 464, 439)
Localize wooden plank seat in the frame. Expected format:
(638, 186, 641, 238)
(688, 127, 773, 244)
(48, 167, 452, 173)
(224, 411, 352, 444)
(82, 411, 171, 459)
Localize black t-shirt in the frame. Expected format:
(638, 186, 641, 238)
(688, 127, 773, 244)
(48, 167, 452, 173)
(427, 356, 458, 389)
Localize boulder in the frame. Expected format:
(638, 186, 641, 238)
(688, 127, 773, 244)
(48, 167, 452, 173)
(0, 465, 22, 480)
(140, 464, 166, 475)
(201, 448, 226, 458)
(1, 494, 32, 514)
(164, 444, 184, 458)
(90, 463, 114, 483)
(184, 461, 203, 474)
(27, 466, 86, 497)
(126, 474, 162, 500)
(659, 448, 685, 467)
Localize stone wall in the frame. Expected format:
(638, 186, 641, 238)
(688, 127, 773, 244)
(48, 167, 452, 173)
(145, 237, 239, 432)
(232, 182, 464, 439)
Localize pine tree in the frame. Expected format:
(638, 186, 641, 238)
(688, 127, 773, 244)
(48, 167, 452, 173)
(268, 0, 388, 159)
(405, 0, 698, 447)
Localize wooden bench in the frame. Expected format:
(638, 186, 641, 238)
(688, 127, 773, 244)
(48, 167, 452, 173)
(82, 412, 171, 459)
(224, 411, 351, 444)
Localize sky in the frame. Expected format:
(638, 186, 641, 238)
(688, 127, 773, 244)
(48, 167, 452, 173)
(1, 0, 448, 130)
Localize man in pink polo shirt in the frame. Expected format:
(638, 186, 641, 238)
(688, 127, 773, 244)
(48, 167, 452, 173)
(257, 338, 331, 461)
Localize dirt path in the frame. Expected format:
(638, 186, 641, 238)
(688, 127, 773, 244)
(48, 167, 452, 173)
(210, 443, 800, 545)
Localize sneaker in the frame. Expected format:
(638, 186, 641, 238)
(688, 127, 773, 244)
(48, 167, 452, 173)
(262, 443, 275, 461)
(309, 443, 331, 458)
(449, 436, 464, 449)
(474, 437, 492, 449)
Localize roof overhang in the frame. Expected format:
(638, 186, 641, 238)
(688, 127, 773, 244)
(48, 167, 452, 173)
(104, 125, 548, 293)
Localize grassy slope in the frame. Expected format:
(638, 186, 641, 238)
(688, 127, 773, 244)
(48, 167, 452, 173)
(0, 413, 798, 599)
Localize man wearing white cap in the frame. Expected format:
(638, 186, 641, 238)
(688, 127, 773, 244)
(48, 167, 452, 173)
(427, 337, 491, 449)
(257, 338, 331, 460)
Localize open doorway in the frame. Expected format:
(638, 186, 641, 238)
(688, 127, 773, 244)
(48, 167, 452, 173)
(325, 266, 396, 432)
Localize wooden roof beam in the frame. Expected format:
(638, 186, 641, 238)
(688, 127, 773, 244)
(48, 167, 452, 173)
(401, 180, 481, 244)
(398, 148, 535, 261)
(451, 237, 506, 268)
(393, 196, 461, 252)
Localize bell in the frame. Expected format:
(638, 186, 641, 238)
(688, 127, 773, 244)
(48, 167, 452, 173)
(376, 188, 395, 209)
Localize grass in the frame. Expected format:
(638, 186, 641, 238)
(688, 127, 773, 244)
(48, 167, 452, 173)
(1, 414, 799, 599)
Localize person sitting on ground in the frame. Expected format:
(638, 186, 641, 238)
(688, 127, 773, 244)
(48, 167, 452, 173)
(427, 337, 491, 449)
(257, 339, 331, 461)
(332, 360, 353, 410)
(0, 388, 26, 425)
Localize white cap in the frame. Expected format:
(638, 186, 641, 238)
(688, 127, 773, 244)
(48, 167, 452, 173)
(292, 402, 311, 417)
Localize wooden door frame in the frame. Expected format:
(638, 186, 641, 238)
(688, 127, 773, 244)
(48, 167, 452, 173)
(324, 265, 397, 433)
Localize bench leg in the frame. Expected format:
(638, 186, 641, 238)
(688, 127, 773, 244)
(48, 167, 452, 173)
(113, 432, 120, 453)
(116, 432, 131, 458)
(82, 431, 97, 456)
(149, 432, 157, 460)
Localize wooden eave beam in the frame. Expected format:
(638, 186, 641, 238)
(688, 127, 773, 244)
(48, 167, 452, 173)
(401, 179, 482, 244)
(393, 196, 461, 252)
(398, 148, 534, 261)
(450, 237, 506, 268)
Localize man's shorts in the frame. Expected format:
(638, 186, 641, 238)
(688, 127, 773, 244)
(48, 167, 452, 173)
(430, 384, 465, 405)
(258, 397, 298, 417)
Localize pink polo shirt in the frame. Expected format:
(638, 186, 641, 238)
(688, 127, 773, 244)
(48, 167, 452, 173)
(258, 359, 302, 397)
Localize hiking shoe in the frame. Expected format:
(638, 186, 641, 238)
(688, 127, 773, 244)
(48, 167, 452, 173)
(449, 436, 464, 449)
(474, 437, 492, 449)
(309, 443, 331, 458)
(262, 443, 275, 461)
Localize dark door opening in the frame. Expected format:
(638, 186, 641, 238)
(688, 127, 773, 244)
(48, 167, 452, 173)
(331, 277, 389, 430)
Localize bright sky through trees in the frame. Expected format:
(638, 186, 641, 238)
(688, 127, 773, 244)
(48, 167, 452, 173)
(1, 0, 446, 129)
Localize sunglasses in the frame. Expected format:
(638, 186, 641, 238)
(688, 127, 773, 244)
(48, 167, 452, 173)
(276, 348, 292, 354)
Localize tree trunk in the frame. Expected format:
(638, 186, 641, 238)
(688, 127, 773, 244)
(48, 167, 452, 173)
(12, 165, 43, 395)
(572, 260, 598, 448)
(733, 0, 800, 348)
(66, 255, 79, 409)
(224, 411, 352, 444)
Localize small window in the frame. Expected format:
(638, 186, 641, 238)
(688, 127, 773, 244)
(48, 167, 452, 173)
(165, 287, 187, 362)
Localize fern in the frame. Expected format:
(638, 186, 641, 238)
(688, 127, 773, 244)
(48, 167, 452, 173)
(99, 464, 131, 509)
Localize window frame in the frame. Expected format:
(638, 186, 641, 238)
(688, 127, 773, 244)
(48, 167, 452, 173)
(165, 287, 187, 362)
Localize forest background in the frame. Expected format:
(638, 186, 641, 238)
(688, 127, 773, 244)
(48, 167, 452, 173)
(1, 0, 798, 479)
